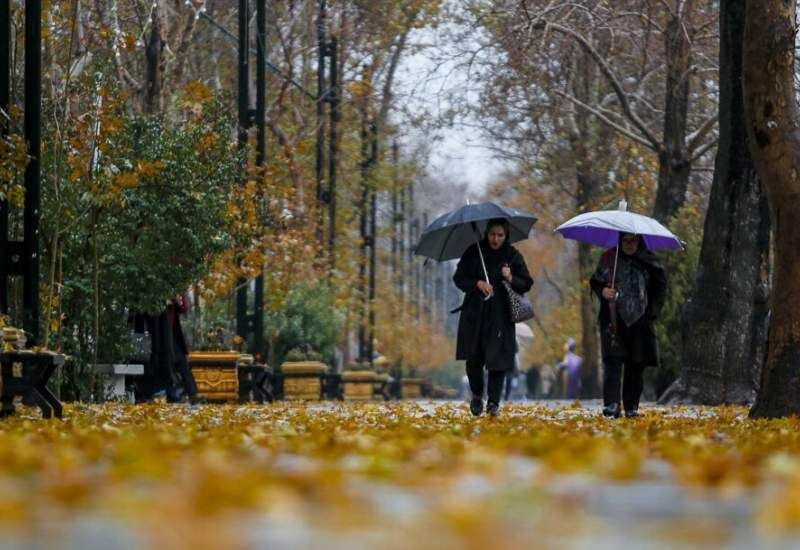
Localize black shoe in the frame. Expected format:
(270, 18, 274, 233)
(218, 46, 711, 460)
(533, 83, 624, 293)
(470, 396, 484, 417)
(625, 408, 642, 418)
(486, 402, 500, 417)
(602, 403, 621, 418)
(189, 395, 208, 405)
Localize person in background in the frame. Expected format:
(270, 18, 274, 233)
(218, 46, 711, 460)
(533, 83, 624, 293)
(165, 293, 201, 404)
(525, 364, 540, 400)
(558, 337, 583, 400)
(538, 364, 556, 398)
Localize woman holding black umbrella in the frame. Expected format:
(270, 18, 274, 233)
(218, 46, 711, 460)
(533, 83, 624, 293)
(453, 218, 533, 417)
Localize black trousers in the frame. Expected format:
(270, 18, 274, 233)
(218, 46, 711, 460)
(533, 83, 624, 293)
(603, 358, 644, 410)
(466, 359, 505, 405)
(168, 347, 198, 402)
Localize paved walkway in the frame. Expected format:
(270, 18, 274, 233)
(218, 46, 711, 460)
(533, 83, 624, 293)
(0, 400, 797, 549)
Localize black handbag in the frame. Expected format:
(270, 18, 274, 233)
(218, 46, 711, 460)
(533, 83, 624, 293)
(502, 280, 534, 323)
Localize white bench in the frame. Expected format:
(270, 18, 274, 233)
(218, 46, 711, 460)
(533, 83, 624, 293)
(96, 364, 145, 401)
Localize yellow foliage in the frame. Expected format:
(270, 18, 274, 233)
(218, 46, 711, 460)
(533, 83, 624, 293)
(114, 171, 139, 191)
(0, 403, 795, 544)
(136, 160, 166, 179)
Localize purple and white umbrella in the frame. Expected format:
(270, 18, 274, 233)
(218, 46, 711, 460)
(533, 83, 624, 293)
(555, 209, 683, 251)
(555, 205, 682, 288)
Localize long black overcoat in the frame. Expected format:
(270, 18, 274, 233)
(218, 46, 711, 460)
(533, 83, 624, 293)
(453, 242, 533, 371)
(589, 247, 667, 366)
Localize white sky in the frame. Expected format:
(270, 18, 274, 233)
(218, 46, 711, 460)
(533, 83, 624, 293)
(393, 23, 510, 197)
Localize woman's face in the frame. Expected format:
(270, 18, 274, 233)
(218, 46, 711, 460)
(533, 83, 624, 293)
(487, 225, 507, 250)
(620, 233, 640, 256)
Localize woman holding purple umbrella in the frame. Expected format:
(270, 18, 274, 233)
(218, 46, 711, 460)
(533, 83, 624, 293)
(590, 232, 667, 418)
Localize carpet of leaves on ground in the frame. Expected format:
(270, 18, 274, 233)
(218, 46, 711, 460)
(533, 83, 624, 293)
(1, 401, 800, 548)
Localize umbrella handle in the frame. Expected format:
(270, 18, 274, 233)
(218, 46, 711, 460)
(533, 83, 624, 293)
(610, 243, 620, 289)
(472, 222, 493, 300)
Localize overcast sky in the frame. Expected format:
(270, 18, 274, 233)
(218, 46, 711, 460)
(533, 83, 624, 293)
(392, 22, 511, 198)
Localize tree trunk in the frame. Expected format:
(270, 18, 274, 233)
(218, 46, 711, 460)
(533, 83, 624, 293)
(578, 240, 600, 397)
(652, 12, 692, 222)
(143, 2, 165, 114)
(572, 48, 601, 398)
(660, 0, 770, 406)
(744, 0, 800, 418)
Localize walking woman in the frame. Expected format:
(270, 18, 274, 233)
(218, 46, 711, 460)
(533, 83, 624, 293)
(454, 218, 533, 417)
(590, 233, 667, 418)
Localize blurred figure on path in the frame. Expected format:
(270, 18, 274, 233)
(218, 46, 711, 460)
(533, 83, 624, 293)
(525, 365, 540, 399)
(538, 364, 556, 398)
(558, 338, 583, 400)
(130, 293, 200, 404)
(165, 293, 201, 404)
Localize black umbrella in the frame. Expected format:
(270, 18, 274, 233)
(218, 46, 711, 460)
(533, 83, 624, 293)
(414, 202, 537, 288)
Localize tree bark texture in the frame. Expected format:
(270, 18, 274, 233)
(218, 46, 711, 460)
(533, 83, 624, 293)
(660, 0, 770, 406)
(572, 48, 602, 398)
(743, 0, 800, 418)
(653, 11, 692, 222)
(143, 1, 165, 114)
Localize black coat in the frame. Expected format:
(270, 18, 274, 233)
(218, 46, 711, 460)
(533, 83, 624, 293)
(453, 242, 534, 371)
(590, 247, 667, 366)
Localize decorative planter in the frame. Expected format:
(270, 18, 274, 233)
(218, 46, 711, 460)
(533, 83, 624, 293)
(280, 361, 327, 400)
(342, 370, 377, 401)
(188, 351, 242, 402)
(401, 378, 424, 399)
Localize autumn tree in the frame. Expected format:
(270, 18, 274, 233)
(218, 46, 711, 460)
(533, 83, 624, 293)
(517, 0, 720, 223)
(744, 0, 800, 418)
(659, 0, 770, 406)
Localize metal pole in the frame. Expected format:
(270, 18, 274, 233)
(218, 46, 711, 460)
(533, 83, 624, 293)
(23, 0, 41, 342)
(315, 0, 326, 249)
(253, 0, 266, 359)
(399, 182, 406, 301)
(440, 262, 447, 326)
(407, 184, 416, 317)
(422, 212, 429, 316)
(357, 89, 368, 361)
(414, 218, 421, 320)
(0, 0, 10, 313)
(236, 0, 250, 341)
(327, 36, 338, 270)
(391, 140, 398, 283)
(367, 120, 378, 367)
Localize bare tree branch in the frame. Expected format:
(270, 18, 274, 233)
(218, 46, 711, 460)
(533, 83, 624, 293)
(531, 20, 663, 149)
(687, 114, 719, 152)
(689, 136, 718, 164)
(555, 90, 657, 150)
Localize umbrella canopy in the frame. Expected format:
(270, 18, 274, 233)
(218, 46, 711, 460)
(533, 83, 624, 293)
(555, 210, 682, 251)
(414, 202, 538, 261)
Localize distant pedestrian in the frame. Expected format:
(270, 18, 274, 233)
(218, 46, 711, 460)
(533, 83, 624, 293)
(558, 338, 583, 400)
(591, 232, 666, 418)
(538, 364, 556, 398)
(454, 218, 533, 417)
(525, 365, 540, 399)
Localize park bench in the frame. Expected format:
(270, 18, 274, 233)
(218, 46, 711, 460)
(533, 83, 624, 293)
(95, 364, 145, 402)
(238, 363, 273, 403)
(0, 350, 65, 419)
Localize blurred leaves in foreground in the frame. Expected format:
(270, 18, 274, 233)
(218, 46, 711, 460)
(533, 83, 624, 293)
(0, 402, 799, 547)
